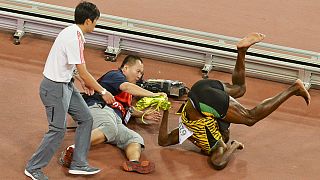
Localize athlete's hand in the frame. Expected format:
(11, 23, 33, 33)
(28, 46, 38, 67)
(102, 91, 115, 104)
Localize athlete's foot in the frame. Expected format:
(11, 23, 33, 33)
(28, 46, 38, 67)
(231, 140, 244, 150)
(294, 79, 311, 105)
(237, 33, 265, 50)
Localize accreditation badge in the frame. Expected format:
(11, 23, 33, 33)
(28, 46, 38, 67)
(124, 110, 132, 124)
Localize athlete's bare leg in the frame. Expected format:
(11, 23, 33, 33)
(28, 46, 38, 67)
(224, 79, 310, 126)
(223, 33, 265, 98)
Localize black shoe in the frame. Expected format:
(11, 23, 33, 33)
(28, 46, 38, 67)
(24, 169, 48, 180)
(69, 166, 101, 175)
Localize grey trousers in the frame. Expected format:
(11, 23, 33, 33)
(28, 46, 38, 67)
(26, 77, 93, 171)
(90, 104, 144, 150)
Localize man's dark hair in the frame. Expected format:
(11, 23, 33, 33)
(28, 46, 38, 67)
(74, 1, 100, 24)
(120, 55, 143, 69)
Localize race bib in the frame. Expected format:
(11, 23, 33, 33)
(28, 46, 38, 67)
(178, 117, 193, 144)
(124, 111, 132, 124)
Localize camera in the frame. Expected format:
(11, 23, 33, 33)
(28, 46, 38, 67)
(137, 79, 187, 97)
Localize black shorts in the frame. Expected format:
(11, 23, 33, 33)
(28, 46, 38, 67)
(188, 79, 230, 119)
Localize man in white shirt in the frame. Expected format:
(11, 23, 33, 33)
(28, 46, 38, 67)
(24, 2, 115, 180)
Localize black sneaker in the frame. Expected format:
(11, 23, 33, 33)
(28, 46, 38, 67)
(69, 166, 101, 175)
(24, 169, 48, 180)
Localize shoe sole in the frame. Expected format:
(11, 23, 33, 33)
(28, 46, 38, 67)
(24, 169, 37, 180)
(122, 161, 155, 174)
(58, 150, 70, 168)
(69, 169, 101, 175)
(58, 147, 73, 168)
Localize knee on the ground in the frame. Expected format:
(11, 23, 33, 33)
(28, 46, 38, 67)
(211, 160, 228, 170)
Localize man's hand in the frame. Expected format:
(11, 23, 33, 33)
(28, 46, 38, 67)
(102, 91, 115, 104)
(143, 111, 161, 122)
(81, 83, 95, 96)
(153, 92, 167, 99)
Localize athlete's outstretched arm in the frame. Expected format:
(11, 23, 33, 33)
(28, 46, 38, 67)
(210, 140, 244, 170)
(158, 110, 179, 146)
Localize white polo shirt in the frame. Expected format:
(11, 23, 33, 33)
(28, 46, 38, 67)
(43, 24, 85, 82)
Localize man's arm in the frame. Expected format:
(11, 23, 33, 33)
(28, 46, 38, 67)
(73, 70, 94, 95)
(158, 110, 179, 146)
(76, 63, 115, 104)
(120, 82, 166, 97)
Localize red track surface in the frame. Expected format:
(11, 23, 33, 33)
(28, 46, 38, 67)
(36, 0, 320, 52)
(0, 1, 320, 179)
